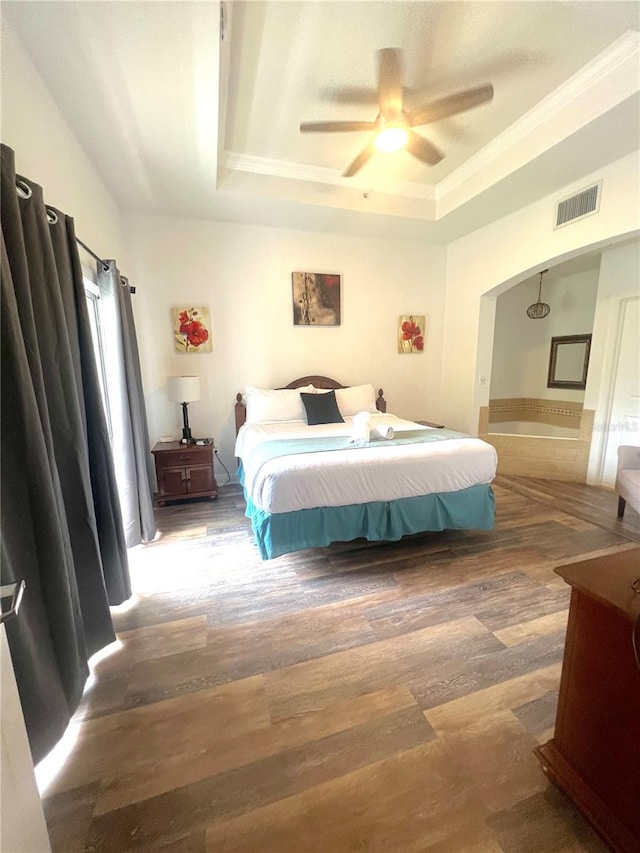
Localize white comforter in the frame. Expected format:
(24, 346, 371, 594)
(235, 414, 497, 515)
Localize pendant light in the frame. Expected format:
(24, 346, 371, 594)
(527, 269, 551, 319)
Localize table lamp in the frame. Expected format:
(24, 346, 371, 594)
(167, 375, 200, 444)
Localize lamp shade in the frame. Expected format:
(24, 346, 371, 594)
(167, 375, 200, 403)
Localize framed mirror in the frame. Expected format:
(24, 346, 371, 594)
(547, 334, 592, 390)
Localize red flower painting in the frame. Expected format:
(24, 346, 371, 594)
(173, 307, 212, 353)
(398, 315, 425, 353)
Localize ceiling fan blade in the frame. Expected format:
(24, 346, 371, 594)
(408, 84, 494, 127)
(343, 142, 377, 177)
(377, 48, 404, 118)
(319, 86, 378, 106)
(300, 120, 377, 133)
(405, 130, 444, 166)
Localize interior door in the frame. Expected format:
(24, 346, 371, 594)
(0, 626, 51, 852)
(602, 296, 640, 484)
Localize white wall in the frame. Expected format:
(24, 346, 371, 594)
(443, 152, 640, 436)
(585, 240, 640, 485)
(125, 213, 446, 474)
(0, 20, 126, 265)
(490, 268, 599, 401)
(4, 14, 636, 486)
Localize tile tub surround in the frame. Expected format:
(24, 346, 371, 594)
(488, 398, 584, 434)
(480, 403, 594, 482)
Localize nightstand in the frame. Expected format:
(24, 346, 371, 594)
(151, 441, 218, 505)
(415, 420, 445, 429)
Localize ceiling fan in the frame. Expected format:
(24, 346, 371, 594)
(300, 48, 494, 177)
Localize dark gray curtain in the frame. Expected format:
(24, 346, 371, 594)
(0, 144, 129, 762)
(97, 263, 156, 547)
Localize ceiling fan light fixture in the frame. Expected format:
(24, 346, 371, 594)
(374, 125, 408, 152)
(299, 47, 494, 177)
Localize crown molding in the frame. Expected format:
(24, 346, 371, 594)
(436, 30, 640, 204)
(223, 152, 436, 201)
(223, 31, 639, 219)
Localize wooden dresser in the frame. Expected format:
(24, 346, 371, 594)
(534, 548, 640, 852)
(152, 441, 218, 505)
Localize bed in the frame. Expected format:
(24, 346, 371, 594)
(234, 376, 497, 559)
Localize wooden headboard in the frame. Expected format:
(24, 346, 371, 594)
(234, 376, 386, 434)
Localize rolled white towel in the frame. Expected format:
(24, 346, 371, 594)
(371, 424, 394, 440)
(350, 411, 372, 443)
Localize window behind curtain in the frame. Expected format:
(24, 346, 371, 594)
(83, 267, 112, 441)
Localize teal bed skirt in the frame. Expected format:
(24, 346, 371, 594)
(238, 465, 495, 559)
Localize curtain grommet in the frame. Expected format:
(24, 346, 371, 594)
(16, 178, 32, 199)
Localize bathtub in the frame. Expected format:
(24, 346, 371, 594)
(488, 420, 580, 438)
(479, 403, 594, 482)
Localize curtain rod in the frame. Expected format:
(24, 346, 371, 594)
(76, 237, 134, 292)
(76, 237, 110, 272)
(16, 179, 133, 292)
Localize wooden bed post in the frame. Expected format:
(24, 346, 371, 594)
(235, 392, 246, 434)
(376, 389, 386, 413)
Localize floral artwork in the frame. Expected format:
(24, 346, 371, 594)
(292, 272, 341, 326)
(398, 315, 425, 353)
(172, 306, 212, 353)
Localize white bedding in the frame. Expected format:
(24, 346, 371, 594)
(236, 414, 497, 515)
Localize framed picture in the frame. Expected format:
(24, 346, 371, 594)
(172, 306, 212, 353)
(398, 315, 425, 353)
(292, 272, 341, 326)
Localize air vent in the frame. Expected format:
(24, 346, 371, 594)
(554, 182, 602, 229)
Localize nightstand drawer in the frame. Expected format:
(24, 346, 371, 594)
(157, 446, 212, 467)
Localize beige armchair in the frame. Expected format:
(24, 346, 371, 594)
(616, 445, 640, 518)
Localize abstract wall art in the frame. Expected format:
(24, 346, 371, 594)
(292, 272, 341, 326)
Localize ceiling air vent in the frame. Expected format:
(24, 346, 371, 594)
(554, 181, 602, 229)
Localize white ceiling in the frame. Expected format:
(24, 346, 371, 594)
(4, 0, 640, 242)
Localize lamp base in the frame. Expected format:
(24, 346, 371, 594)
(180, 403, 195, 444)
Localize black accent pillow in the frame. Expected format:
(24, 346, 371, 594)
(300, 390, 345, 425)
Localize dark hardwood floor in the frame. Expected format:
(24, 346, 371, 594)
(495, 475, 640, 543)
(41, 478, 638, 852)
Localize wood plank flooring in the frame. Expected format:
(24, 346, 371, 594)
(495, 474, 640, 543)
(41, 479, 639, 852)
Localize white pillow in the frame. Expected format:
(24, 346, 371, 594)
(245, 385, 313, 424)
(314, 384, 378, 417)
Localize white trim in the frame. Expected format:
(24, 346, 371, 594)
(223, 151, 436, 201)
(596, 295, 640, 483)
(437, 31, 640, 202)
(222, 31, 640, 218)
(80, 257, 97, 284)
